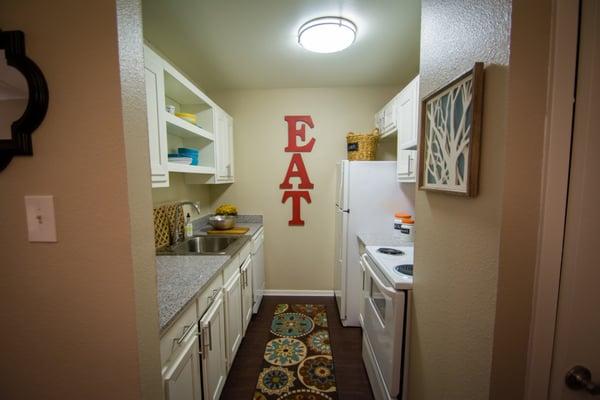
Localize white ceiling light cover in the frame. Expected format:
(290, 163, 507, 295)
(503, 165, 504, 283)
(298, 17, 357, 53)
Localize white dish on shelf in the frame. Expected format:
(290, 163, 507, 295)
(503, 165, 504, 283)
(167, 157, 193, 165)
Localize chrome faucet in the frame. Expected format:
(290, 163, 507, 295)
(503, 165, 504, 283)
(170, 201, 201, 245)
(179, 201, 201, 215)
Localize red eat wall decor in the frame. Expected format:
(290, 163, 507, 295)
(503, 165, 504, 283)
(280, 115, 315, 226)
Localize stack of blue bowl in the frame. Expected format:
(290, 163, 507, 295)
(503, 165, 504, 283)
(177, 148, 199, 166)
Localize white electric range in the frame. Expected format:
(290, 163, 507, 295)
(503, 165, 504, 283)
(360, 245, 413, 400)
(365, 245, 414, 289)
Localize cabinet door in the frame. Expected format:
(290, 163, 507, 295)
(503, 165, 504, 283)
(251, 231, 265, 314)
(200, 292, 227, 400)
(143, 46, 169, 188)
(397, 150, 417, 182)
(224, 270, 243, 370)
(383, 99, 397, 134)
(225, 114, 234, 181)
(214, 109, 234, 183)
(396, 75, 420, 150)
(359, 254, 368, 328)
(241, 256, 253, 334)
(163, 325, 203, 400)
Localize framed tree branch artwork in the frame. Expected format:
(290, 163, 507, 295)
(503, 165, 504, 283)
(418, 62, 484, 196)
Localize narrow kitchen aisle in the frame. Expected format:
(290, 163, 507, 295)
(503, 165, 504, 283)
(221, 296, 374, 399)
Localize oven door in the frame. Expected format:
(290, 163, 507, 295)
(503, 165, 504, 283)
(361, 254, 406, 398)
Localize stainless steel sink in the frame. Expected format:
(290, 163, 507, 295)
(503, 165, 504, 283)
(160, 235, 244, 255)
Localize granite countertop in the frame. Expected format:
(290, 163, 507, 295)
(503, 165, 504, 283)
(156, 254, 230, 334)
(194, 222, 263, 237)
(356, 231, 412, 247)
(156, 215, 263, 336)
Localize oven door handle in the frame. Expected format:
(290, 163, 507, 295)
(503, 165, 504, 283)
(361, 254, 398, 297)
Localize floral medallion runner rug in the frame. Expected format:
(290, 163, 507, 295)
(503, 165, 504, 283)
(253, 304, 338, 400)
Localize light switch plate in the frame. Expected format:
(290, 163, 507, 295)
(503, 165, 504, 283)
(25, 195, 57, 242)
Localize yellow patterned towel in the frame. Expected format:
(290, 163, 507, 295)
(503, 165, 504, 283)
(153, 203, 184, 249)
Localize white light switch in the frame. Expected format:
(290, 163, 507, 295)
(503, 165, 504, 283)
(25, 195, 57, 242)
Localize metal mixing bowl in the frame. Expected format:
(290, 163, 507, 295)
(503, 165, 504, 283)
(208, 215, 236, 230)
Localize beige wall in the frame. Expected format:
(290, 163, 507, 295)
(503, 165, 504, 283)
(409, 0, 511, 399)
(489, 0, 552, 397)
(209, 87, 399, 290)
(0, 1, 158, 398)
(152, 174, 212, 219)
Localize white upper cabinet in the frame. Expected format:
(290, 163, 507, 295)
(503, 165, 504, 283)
(214, 108, 234, 184)
(375, 97, 397, 138)
(144, 46, 169, 188)
(396, 75, 420, 150)
(374, 75, 420, 146)
(143, 44, 234, 186)
(397, 149, 418, 183)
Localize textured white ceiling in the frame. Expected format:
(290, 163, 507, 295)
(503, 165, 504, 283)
(142, 0, 421, 91)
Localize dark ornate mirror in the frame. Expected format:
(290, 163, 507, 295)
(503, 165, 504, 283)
(0, 29, 49, 171)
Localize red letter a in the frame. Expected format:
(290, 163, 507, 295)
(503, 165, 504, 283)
(279, 154, 314, 189)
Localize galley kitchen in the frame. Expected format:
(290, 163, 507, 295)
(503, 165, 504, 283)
(2, 0, 582, 400)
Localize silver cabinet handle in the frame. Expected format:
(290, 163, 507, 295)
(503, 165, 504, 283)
(407, 154, 412, 175)
(566, 366, 600, 395)
(199, 326, 208, 359)
(174, 323, 195, 345)
(207, 321, 212, 351)
(207, 288, 220, 305)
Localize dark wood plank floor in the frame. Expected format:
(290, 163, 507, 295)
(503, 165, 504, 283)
(220, 296, 374, 399)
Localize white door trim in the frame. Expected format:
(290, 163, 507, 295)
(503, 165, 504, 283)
(524, 0, 580, 398)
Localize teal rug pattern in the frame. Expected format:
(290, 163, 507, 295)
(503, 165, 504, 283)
(253, 304, 338, 400)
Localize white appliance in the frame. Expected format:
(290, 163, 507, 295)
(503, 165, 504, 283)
(334, 160, 414, 326)
(251, 227, 265, 314)
(360, 245, 413, 400)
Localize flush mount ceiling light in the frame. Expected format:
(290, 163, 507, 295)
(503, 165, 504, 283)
(298, 16, 357, 53)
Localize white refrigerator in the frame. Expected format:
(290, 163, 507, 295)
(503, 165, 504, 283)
(334, 160, 415, 327)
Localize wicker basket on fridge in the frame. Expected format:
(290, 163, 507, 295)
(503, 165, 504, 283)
(346, 128, 380, 161)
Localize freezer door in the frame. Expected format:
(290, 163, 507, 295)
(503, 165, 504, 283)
(336, 160, 349, 210)
(334, 206, 348, 321)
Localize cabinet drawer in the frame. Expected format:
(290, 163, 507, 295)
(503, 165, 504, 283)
(223, 254, 240, 283)
(160, 301, 198, 366)
(197, 274, 224, 318)
(239, 241, 252, 263)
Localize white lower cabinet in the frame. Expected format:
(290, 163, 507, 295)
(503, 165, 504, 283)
(251, 229, 265, 314)
(199, 291, 227, 400)
(160, 233, 264, 400)
(224, 270, 243, 370)
(241, 256, 253, 334)
(163, 324, 203, 400)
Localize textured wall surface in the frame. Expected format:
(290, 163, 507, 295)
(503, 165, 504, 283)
(410, 0, 511, 398)
(209, 87, 400, 290)
(0, 1, 145, 398)
(116, 0, 163, 398)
